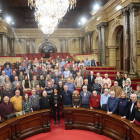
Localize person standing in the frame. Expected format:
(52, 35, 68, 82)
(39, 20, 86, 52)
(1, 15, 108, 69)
(90, 57, 97, 67)
(4, 65, 12, 78)
(51, 87, 61, 125)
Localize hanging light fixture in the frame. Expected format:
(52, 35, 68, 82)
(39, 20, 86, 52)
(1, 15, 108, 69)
(28, 0, 77, 34)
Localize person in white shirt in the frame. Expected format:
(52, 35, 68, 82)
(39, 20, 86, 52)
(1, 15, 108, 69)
(96, 73, 103, 86)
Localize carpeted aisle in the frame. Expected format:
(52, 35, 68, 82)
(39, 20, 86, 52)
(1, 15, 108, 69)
(26, 118, 112, 140)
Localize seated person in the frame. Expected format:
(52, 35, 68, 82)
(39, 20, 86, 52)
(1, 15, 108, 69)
(45, 82, 53, 99)
(22, 76, 31, 90)
(102, 74, 112, 88)
(81, 79, 91, 92)
(80, 86, 91, 108)
(22, 93, 33, 114)
(36, 85, 42, 97)
(39, 91, 51, 110)
(90, 91, 100, 109)
(123, 80, 133, 99)
(1, 84, 13, 102)
(12, 76, 21, 89)
(74, 72, 83, 87)
(88, 71, 96, 86)
(14, 60, 21, 70)
(31, 75, 39, 88)
(119, 91, 129, 118)
(134, 85, 140, 98)
(92, 79, 101, 95)
(130, 98, 140, 126)
(110, 81, 122, 98)
(107, 91, 119, 115)
(90, 57, 97, 67)
(62, 85, 72, 107)
(100, 89, 110, 111)
(39, 75, 45, 89)
(12, 83, 23, 96)
(3, 77, 11, 90)
(72, 90, 81, 108)
(51, 87, 61, 125)
(10, 71, 17, 83)
(0, 96, 15, 121)
(10, 90, 23, 116)
(65, 78, 75, 94)
(126, 94, 137, 121)
(29, 89, 40, 111)
(84, 57, 90, 67)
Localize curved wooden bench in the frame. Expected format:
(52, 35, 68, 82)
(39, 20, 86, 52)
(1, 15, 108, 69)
(0, 109, 50, 140)
(64, 107, 140, 140)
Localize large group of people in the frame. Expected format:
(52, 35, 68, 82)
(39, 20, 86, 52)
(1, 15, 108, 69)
(0, 56, 140, 126)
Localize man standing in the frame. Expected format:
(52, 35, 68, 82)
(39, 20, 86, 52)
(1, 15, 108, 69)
(63, 67, 70, 79)
(62, 85, 72, 107)
(81, 79, 91, 92)
(89, 91, 101, 110)
(45, 82, 53, 99)
(12, 83, 23, 96)
(80, 86, 91, 108)
(65, 78, 75, 94)
(81, 67, 89, 80)
(4, 60, 12, 68)
(110, 81, 122, 98)
(4, 65, 12, 78)
(0, 71, 8, 86)
(14, 60, 21, 70)
(12, 76, 21, 89)
(24, 69, 32, 81)
(10, 71, 17, 83)
(10, 90, 23, 116)
(92, 79, 101, 95)
(88, 71, 96, 86)
(107, 91, 119, 115)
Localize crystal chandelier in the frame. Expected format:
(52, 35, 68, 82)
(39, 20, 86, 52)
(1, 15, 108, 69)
(28, 0, 77, 34)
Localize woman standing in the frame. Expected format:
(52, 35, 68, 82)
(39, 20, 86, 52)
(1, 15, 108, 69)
(51, 87, 61, 125)
(45, 74, 52, 86)
(59, 74, 66, 86)
(114, 72, 123, 88)
(96, 73, 102, 86)
(72, 90, 81, 108)
(31, 75, 39, 88)
(101, 83, 110, 94)
(22, 93, 33, 114)
(22, 76, 31, 90)
(122, 74, 131, 88)
(74, 72, 83, 87)
(19, 72, 24, 83)
(3, 77, 11, 90)
(69, 73, 75, 83)
(123, 80, 133, 99)
(119, 91, 129, 118)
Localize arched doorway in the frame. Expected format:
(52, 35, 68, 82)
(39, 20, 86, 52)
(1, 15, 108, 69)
(38, 42, 57, 58)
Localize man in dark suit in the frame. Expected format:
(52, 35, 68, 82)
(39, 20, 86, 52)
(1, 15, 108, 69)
(40, 67, 47, 79)
(88, 71, 96, 86)
(126, 94, 137, 121)
(81, 79, 91, 92)
(4, 60, 12, 69)
(81, 67, 89, 79)
(12, 83, 23, 96)
(27, 60, 33, 70)
(36, 85, 42, 97)
(10, 71, 17, 83)
(14, 60, 21, 70)
(24, 69, 32, 81)
(17, 66, 24, 76)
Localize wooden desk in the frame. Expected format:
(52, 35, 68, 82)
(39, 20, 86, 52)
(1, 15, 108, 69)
(64, 107, 140, 140)
(0, 109, 50, 140)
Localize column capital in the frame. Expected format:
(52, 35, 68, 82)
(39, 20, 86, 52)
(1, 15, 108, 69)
(121, 7, 129, 16)
(30, 38, 36, 41)
(79, 37, 84, 40)
(59, 38, 65, 41)
(127, 3, 140, 12)
(97, 22, 108, 29)
(85, 31, 93, 36)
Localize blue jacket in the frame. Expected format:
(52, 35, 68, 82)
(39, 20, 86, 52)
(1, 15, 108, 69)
(107, 96, 119, 114)
(80, 91, 91, 105)
(92, 83, 101, 95)
(62, 90, 72, 105)
(4, 68, 12, 78)
(65, 83, 75, 94)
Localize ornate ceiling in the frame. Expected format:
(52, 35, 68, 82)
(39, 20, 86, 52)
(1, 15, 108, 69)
(0, 0, 109, 28)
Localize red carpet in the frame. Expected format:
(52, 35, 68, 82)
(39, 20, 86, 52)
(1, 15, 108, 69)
(26, 118, 112, 140)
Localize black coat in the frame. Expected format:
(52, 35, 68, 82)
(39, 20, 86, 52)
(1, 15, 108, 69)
(57, 86, 64, 95)
(14, 63, 21, 69)
(4, 62, 12, 68)
(80, 84, 91, 92)
(10, 75, 17, 83)
(27, 63, 33, 70)
(88, 75, 96, 85)
(24, 73, 32, 81)
(39, 96, 50, 110)
(114, 76, 123, 88)
(36, 90, 42, 97)
(39, 80, 45, 88)
(51, 93, 61, 107)
(12, 87, 23, 96)
(127, 101, 137, 121)
(17, 69, 24, 76)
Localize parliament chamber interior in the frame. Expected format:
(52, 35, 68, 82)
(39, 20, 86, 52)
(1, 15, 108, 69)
(0, 0, 140, 140)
